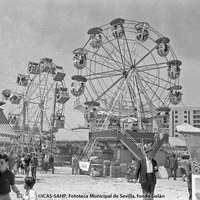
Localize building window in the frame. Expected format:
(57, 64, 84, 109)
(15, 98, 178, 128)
(184, 120, 187, 123)
(194, 116, 200, 119)
(184, 116, 187, 118)
(193, 110, 200, 114)
(175, 111, 178, 114)
(175, 116, 178, 118)
(184, 111, 187, 114)
(175, 120, 178, 123)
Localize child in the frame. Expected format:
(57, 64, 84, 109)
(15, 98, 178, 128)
(90, 166, 100, 179)
(22, 177, 38, 200)
(20, 155, 25, 174)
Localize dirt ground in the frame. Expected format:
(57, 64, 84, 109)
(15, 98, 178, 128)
(10, 166, 189, 200)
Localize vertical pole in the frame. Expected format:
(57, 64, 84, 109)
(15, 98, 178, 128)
(22, 99, 26, 153)
(50, 83, 57, 156)
(133, 72, 142, 129)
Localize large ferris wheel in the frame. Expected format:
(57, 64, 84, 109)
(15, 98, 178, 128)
(71, 18, 182, 133)
(2, 57, 69, 151)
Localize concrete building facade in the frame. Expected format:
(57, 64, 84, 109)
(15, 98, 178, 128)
(169, 107, 200, 137)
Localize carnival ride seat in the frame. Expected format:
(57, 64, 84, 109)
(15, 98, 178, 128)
(70, 75, 87, 97)
(110, 18, 125, 39)
(28, 61, 40, 74)
(39, 57, 54, 73)
(156, 107, 171, 128)
(8, 114, 18, 124)
(155, 37, 170, 57)
(168, 85, 182, 105)
(2, 89, 12, 100)
(169, 91, 182, 105)
(56, 87, 70, 104)
(167, 60, 182, 80)
(84, 101, 100, 123)
(17, 74, 29, 86)
(55, 113, 65, 129)
(73, 48, 88, 70)
(9, 93, 22, 104)
(135, 22, 149, 42)
(88, 27, 103, 49)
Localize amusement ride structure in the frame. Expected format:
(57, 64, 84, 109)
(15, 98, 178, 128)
(70, 18, 183, 161)
(2, 58, 70, 154)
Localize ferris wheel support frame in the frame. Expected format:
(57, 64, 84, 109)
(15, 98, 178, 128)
(22, 99, 26, 153)
(50, 83, 58, 157)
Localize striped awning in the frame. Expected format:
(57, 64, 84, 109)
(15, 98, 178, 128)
(0, 108, 19, 138)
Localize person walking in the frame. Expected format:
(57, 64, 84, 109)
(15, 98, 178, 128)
(0, 154, 21, 200)
(71, 155, 79, 175)
(168, 154, 178, 180)
(30, 153, 38, 179)
(184, 158, 192, 200)
(20, 154, 25, 174)
(179, 155, 187, 182)
(133, 146, 159, 200)
(43, 152, 49, 173)
(24, 153, 31, 177)
(164, 155, 170, 176)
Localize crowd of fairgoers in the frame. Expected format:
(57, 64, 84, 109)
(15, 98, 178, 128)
(1, 150, 54, 178)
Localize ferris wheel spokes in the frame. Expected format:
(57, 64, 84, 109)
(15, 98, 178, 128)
(72, 18, 183, 133)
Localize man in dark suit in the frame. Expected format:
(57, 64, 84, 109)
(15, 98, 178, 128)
(168, 153, 178, 180)
(133, 146, 158, 200)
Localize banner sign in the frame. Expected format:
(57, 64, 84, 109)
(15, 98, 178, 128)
(79, 161, 90, 171)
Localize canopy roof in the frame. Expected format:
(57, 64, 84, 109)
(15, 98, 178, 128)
(0, 109, 18, 139)
(120, 117, 137, 122)
(168, 137, 186, 147)
(55, 128, 89, 142)
(176, 123, 200, 133)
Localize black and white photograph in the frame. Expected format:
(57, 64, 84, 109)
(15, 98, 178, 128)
(0, 0, 200, 200)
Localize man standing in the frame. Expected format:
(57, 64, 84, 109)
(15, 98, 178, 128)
(24, 153, 31, 177)
(184, 158, 192, 200)
(168, 154, 178, 180)
(30, 153, 38, 179)
(0, 154, 21, 200)
(71, 155, 79, 175)
(43, 152, 49, 173)
(133, 146, 158, 200)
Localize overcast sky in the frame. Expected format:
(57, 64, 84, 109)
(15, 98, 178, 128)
(0, 0, 200, 128)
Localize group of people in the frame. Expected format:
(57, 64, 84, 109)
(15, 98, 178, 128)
(7, 150, 54, 178)
(7, 152, 38, 179)
(164, 153, 192, 200)
(0, 153, 37, 200)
